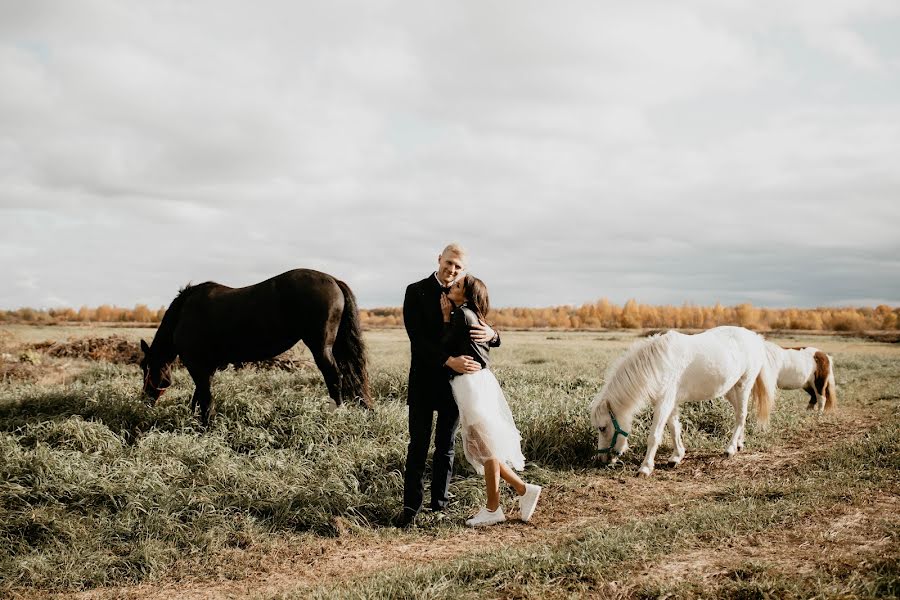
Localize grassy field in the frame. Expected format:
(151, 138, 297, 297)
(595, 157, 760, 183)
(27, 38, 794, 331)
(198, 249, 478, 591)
(0, 325, 897, 599)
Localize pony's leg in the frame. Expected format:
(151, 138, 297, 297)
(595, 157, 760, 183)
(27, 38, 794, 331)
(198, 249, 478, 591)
(816, 386, 828, 414)
(803, 386, 818, 411)
(639, 391, 676, 477)
(666, 408, 686, 467)
(724, 385, 750, 457)
(308, 340, 343, 407)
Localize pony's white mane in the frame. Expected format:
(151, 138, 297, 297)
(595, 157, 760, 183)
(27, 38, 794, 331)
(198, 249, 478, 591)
(591, 333, 678, 422)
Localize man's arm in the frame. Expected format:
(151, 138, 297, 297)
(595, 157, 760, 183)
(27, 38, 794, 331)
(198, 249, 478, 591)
(470, 320, 500, 347)
(403, 283, 450, 369)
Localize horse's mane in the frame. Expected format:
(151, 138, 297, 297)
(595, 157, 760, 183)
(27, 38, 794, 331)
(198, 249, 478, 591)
(150, 282, 213, 359)
(162, 282, 205, 321)
(594, 333, 677, 419)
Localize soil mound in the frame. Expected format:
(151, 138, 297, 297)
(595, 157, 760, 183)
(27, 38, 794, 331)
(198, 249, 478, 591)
(28, 336, 143, 364)
(25, 336, 314, 370)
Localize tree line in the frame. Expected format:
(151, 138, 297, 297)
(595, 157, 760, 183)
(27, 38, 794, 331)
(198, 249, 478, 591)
(3, 300, 897, 332)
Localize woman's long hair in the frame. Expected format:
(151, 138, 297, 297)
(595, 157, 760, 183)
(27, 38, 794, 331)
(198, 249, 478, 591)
(462, 274, 490, 321)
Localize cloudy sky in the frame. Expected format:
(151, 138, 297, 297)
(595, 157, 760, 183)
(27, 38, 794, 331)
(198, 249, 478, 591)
(2, 0, 899, 310)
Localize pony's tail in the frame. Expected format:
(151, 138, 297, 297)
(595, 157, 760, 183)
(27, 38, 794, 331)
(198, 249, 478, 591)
(824, 354, 837, 412)
(752, 363, 775, 426)
(333, 279, 373, 409)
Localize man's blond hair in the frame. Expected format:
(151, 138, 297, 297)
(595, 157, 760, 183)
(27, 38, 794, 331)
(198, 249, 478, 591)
(441, 243, 467, 262)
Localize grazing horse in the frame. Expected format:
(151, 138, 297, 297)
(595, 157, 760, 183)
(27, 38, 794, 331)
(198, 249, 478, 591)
(589, 326, 774, 477)
(763, 342, 836, 412)
(140, 269, 372, 424)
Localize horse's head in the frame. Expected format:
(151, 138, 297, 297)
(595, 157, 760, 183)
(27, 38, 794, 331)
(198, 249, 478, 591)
(589, 392, 630, 464)
(140, 339, 172, 404)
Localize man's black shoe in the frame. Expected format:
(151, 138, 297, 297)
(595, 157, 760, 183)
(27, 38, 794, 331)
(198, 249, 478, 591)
(393, 510, 416, 529)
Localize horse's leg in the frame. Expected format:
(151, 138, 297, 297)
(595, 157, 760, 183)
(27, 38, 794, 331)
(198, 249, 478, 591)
(187, 364, 215, 425)
(724, 383, 750, 457)
(639, 391, 676, 477)
(307, 339, 342, 407)
(666, 408, 686, 467)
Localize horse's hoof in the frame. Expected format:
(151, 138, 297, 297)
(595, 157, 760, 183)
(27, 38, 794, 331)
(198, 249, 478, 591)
(637, 468, 651, 477)
(666, 460, 680, 469)
(723, 449, 736, 458)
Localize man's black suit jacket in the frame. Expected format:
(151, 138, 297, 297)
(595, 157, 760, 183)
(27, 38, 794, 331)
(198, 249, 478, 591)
(403, 274, 499, 408)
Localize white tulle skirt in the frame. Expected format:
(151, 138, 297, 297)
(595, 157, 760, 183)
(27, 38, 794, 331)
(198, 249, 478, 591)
(450, 369, 525, 475)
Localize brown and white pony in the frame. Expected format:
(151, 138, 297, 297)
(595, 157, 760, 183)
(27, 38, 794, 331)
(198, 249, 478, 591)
(763, 341, 836, 412)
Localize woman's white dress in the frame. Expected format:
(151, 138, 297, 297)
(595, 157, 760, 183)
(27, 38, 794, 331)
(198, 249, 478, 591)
(445, 304, 525, 475)
(451, 369, 526, 475)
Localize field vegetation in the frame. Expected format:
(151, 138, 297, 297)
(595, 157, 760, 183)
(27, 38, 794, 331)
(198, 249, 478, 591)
(0, 326, 897, 598)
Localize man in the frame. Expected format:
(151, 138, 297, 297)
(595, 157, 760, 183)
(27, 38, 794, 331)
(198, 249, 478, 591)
(396, 243, 499, 527)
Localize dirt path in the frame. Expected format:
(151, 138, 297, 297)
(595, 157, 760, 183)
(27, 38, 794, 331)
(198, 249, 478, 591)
(55, 409, 885, 600)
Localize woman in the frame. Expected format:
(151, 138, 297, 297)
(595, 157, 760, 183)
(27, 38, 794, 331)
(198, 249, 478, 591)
(441, 274, 541, 527)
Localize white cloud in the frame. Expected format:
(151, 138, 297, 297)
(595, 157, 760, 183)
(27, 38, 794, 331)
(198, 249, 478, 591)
(1, 1, 898, 309)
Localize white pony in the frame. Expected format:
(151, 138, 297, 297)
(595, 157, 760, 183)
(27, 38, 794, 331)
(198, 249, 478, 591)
(763, 341, 836, 412)
(589, 326, 774, 477)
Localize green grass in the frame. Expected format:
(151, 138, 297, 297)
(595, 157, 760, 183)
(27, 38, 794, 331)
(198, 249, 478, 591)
(0, 328, 897, 595)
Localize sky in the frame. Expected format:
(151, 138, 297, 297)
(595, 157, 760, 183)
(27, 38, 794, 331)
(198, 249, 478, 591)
(1, 0, 899, 310)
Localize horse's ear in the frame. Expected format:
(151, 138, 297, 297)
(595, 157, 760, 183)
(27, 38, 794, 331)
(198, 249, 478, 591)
(140, 339, 150, 354)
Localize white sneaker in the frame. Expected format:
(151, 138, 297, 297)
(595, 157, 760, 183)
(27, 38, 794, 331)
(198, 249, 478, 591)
(518, 483, 542, 522)
(465, 506, 506, 527)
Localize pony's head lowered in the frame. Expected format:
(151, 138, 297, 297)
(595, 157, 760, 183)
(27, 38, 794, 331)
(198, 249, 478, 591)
(588, 334, 675, 464)
(140, 339, 173, 403)
(589, 391, 630, 464)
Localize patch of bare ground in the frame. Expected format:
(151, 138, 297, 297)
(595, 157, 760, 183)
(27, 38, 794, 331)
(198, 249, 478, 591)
(1, 335, 129, 386)
(633, 493, 898, 589)
(50, 408, 882, 600)
(0, 354, 83, 386)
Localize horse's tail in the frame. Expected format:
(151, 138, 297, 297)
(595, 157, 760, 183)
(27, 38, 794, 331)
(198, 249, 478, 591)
(333, 279, 373, 409)
(752, 360, 775, 426)
(823, 354, 837, 412)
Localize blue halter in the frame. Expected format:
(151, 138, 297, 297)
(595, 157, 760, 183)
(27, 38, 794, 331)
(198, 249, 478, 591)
(598, 409, 629, 457)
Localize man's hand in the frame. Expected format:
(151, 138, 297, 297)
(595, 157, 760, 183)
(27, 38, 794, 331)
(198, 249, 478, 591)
(446, 355, 482, 374)
(470, 320, 496, 344)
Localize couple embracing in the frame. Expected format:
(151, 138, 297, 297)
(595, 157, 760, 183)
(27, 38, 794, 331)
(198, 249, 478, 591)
(396, 243, 541, 528)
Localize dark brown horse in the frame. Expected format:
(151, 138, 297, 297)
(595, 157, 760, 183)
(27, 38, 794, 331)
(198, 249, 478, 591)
(140, 269, 372, 424)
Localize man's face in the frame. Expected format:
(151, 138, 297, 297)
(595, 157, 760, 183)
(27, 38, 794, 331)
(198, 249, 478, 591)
(436, 252, 465, 286)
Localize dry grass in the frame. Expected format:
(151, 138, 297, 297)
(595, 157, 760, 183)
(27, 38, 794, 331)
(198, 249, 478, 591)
(0, 325, 897, 599)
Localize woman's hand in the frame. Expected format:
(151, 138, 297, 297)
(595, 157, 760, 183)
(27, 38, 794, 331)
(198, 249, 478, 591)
(440, 293, 454, 322)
